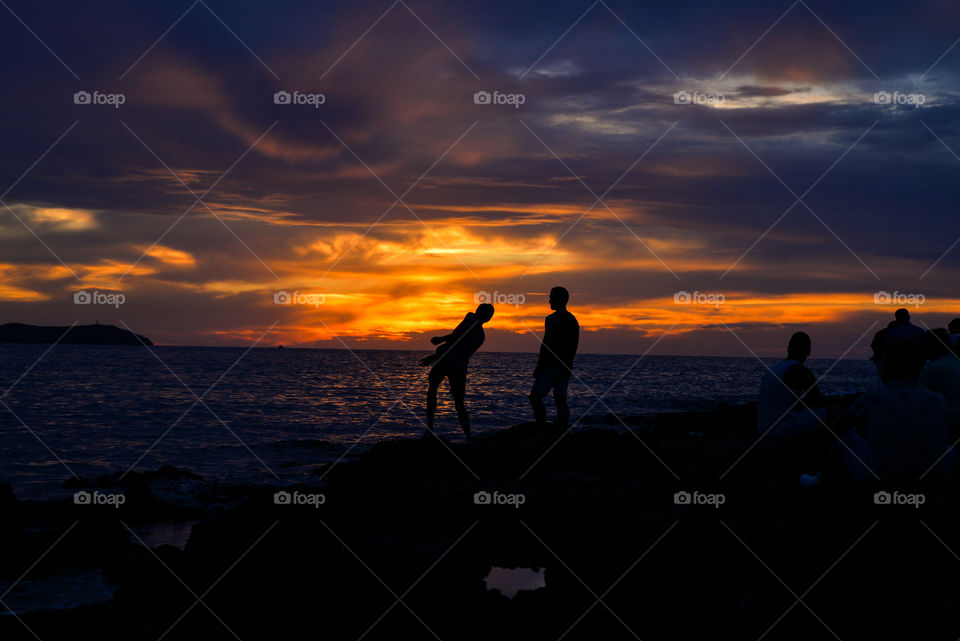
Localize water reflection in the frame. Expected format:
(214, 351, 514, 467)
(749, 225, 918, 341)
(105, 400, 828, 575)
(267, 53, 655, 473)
(129, 520, 195, 549)
(0, 570, 116, 615)
(0, 345, 878, 496)
(484, 566, 545, 598)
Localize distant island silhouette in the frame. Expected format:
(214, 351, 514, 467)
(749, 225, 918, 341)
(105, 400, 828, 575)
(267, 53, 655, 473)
(0, 323, 152, 346)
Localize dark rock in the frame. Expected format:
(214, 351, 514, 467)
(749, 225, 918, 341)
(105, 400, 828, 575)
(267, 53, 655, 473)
(5, 399, 960, 640)
(0, 481, 13, 504)
(94, 464, 203, 488)
(0, 322, 152, 346)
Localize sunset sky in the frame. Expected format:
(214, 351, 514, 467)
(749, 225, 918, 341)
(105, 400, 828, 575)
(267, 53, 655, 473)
(2, 0, 960, 357)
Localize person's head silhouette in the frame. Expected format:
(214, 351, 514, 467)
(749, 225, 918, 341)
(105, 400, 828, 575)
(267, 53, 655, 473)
(475, 303, 495, 323)
(894, 308, 910, 324)
(549, 286, 570, 311)
(787, 331, 811, 363)
(949, 318, 960, 335)
(924, 328, 952, 361)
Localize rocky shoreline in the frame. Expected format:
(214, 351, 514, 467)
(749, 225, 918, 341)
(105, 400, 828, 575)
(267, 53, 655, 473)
(2, 398, 959, 639)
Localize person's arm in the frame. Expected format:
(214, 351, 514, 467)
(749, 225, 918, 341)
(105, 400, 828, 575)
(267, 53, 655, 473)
(803, 381, 828, 408)
(918, 363, 936, 391)
(834, 395, 867, 437)
(431, 314, 471, 345)
(564, 317, 579, 370)
(783, 364, 827, 408)
(534, 317, 551, 378)
(870, 330, 884, 360)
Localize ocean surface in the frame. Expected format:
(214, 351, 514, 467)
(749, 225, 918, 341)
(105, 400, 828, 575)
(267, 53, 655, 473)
(0, 345, 878, 497)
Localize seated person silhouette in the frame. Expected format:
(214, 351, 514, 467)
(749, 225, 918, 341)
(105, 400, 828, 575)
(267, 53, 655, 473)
(529, 287, 579, 435)
(757, 332, 829, 439)
(839, 331, 951, 482)
(800, 332, 952, 486)
(920, 328, 960, 437)
(870, 320, 898, 377)
(885, 308, 925, 351)
(421, 303, 494, 439)
(949, 317, 960, 354)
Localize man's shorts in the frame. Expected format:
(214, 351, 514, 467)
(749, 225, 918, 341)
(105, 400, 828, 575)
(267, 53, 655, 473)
(531, 367, 570, 400)
(430, 363, 467, 398)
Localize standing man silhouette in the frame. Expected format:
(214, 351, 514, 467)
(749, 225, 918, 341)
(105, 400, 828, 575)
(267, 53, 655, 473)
(530, 287, 579, 435)
(421, 303, 495, 439)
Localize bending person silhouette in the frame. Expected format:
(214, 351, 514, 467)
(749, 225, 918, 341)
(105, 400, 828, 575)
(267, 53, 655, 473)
(530, 287, 579, 435)
(421, 303, 494, 439)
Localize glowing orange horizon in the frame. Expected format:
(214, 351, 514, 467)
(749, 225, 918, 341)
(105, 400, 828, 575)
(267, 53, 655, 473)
(2, 203, 955, 349)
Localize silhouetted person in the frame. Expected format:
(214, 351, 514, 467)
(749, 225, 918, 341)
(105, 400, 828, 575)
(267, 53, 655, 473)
(842, 330, 950, 481)
(422, 303, 494, 439)
(949, 317, 960, 354)
(886, 307, 925, 350)
(757, 332, 829, 438)
(530, 287, 579, 435)
(871, 309, 924, 381)
(870, 320, 897, 376)
(920, 328, 960, 435)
